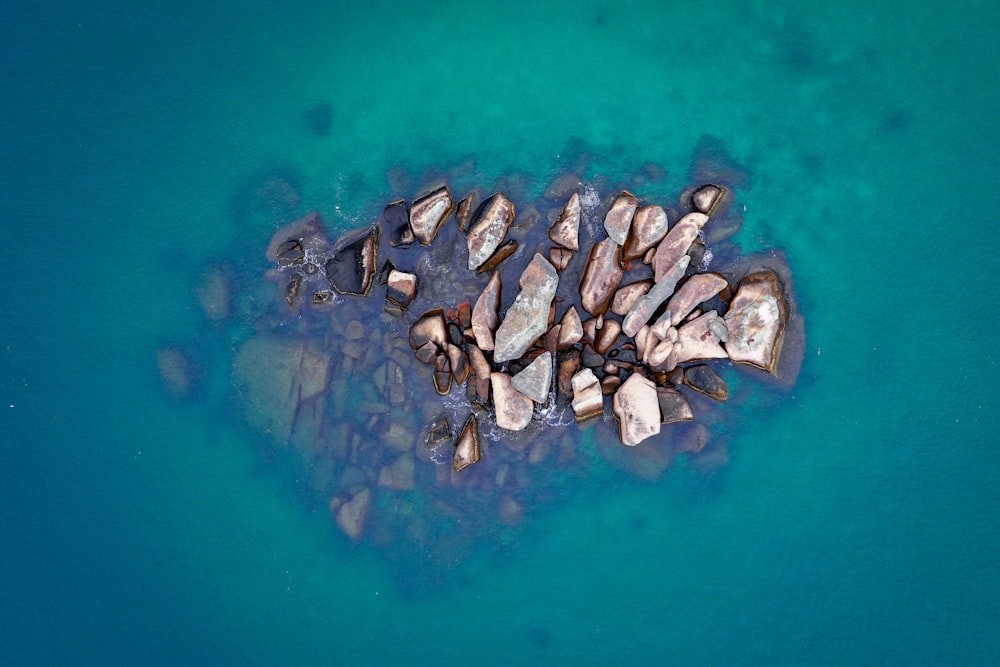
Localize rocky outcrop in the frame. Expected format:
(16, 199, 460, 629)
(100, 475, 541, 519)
(493, 254, 559, 363)
(724, 270, 787, 373)
(326, 224, 379, 297)
(333, 487, 371, 540)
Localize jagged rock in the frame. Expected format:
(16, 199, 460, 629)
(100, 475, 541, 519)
(378, 453, 415, 490)
(334, 487, 372, 540)
(467, 192, 516, 270)
(447, 344, 470, 385)
(326, 224, 379, 296)
(386, 270, 418, 312)
(548, 192, 581, 251)
(571, 368, 603, 421)
(612, 280, 653, 317)
(595, 319, 621, 355)
(558, 349, 581, 395)
(433, 355, 452, 395)
(672, 311, 728, 365)
(652, 212, 709, 281)
(656, 387, 694, 424)
(493, 254, 559, 363)
(558, 306, 583, 348)
(491, 373, 534, 431)
(409, 309, 448, 351)
(549, 247, 572, 271)
(724, 270, 788, 373)
(453, 414, 481, 471)
(579, 238, 624, 316)
(382, 200, 412, 247)
(603, 191, 639, 246)
(512, 352, 552, 403)
(692, 184, 727, 215)
(624, 205, 669, 261)
(478, 240, 518, 273)
(467, 344, 492, 403)
(455, 194, 475, 232)
(471, 271, 502, 351)
(622, 255, 692, 337)
(414, 342, 437, 365)
(664, 272, 729, 327)
(409, 186, 453, 245)
(684, 364, 728, 401)
(275, 239, 305, 266)
(612, 373, 661, 446)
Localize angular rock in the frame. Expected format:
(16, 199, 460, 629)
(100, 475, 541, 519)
(433, 355, 452, 395)
(612, 373, 661, 446)
(478, 240, 518, 273)
(623, 205, 669, 262)
(672, 311, 728, 365)
(491, 373, 534, 431)
(453, 414, 481, 472)
(601, 374, 621, 395)
(603, 191, 639, 246)
(692, 184, 727, 215)
(326, 224, 379, 296)
(512, 352, 552, 403)
(684, 364, 728, 401)
(622, 255, 691, 337)
(558, 350, 581, 396)
(447, 344, 470, 385)
(386, 270, 418, 312)
(409, 309, 448, 351)
(409, 186, 453, 245)
(467, 344, 492, 404)
(493, 254, 559, 363)
(570, 368, 603, 421)
(455, 193, 475, 232)
(548, 192, 581, 251)
(382, 200, 412, 247)
(275, 239, 305, 266)
(595, 318, 621, 355)
(724, 270, 788, 373)
(656, 387, 694, 424)
(549, 247, 573, 272)
(612, 281, 653, 317)
(467, 192, 516, 270)
(664, 272, 729, 327)
(652, 212, 709, 282)
(334, 487, 371, 540)
(471, 271, 502, 351)
(414, 341, 437, 365)
(558, 306, 583, 349)
(579, 238, 624, 316)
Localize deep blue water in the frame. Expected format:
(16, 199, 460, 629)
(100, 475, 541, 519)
(2, 1, 998, 664)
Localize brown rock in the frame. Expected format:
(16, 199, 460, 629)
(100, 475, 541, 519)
(455, 193, 475, 231)
(491, 373, 534, 431)
(652, 212, 709, 282)
(692, 184, 727, 215)
(724, 270, 788, 373)
(549, 247, 573, 271)
(471, 271, 502, 351)
(612, 372, 661, 446)
(511, 352, 552, 403)
(478, 240, 518, 273)
(623, 205, 670, 261)
(595, 318, 621, 355)
(493, 254, 559, 363)
(612, 280, 653, 317)
(285, 272, 302, 307)
(571, 368, 603, 421)
(603, 191, 639, 246)
(579, 238, 624, 316)
(409, 309, 448, 351)
(467, 192, 516, 270)
(548, 192, 581, 251)
(621, 255, 692, 337)
(673, 311, 728, 365)
(409, 186, 453, 245)
(558, 350, 581, 396)
(386, 270, 418, 312)
(557, 306, 584, 349)
(664, 273, 730, 327)
(453, 415, 481, 472)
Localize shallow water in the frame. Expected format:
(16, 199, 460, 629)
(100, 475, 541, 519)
(2, 0, 999, 664)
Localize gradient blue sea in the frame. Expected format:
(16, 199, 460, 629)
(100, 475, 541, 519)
(2, 1, 998, 664)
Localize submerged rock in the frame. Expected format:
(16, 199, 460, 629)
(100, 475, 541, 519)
(493, 254, 559, 363)
(656, 387, 694, 424)
(724, 270, 788, 373)
(334, 487, 372, 540)
(684, 364, 728, 401)
(410, 186, 453, 245)
(467, 192, 516, 270)
(612, 372, 661, 446)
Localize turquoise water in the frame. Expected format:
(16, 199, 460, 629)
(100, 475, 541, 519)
(2, 0, 998, 664)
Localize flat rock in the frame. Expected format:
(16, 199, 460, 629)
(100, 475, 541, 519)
(612, 281, 653, 317)
(548, 192, 581, 250)
(493, 254, 559, 363)
(603, 191, 639, 246)
(624, 205, 669, 261)
(471, 271, 502, 351)
(467, 192, 516, 270)
(409, 186, 453, 245)
(557, 306, 583, 348)
(612, 372, 661, 446)
(684, 364, 728, 401)
(652, 212, 709, 282)
(334, 487, 371, 540)
(622, 255, 691, 337)
(453, 414, 481, 471)
(664, 272, 730, 327)
(724, 270, 788, 373)
(325, 224, 379, 296)
(491, 373, 534, 431)
(579, 238, 624, 316)
(570, 368, 603, 421)
(656, 387, 694, 424)
(511, 352, 552, 403)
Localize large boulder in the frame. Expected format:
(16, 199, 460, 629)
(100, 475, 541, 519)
(467, 193, 516, 270)
(512, 352, 553, 403)
(548, 192, 581, 251)
(491, 373, 534, 431)
(663, 273, 730, 327)
(493, 254, 559, 363)
(325, 224, 379, 296)
(724, 270, 788, 373)
(579, 238, 624, 316)
(603, 191, 639, 246)
(651, 212, 709, 281)
(409, 186, 453, 245)
(623, 205, 670, 261)
(612, 372, 661, 446)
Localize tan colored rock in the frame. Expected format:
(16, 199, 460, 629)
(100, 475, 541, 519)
(334, 488, 372, 540)
(453, 414, 481, 471)
(549, 247, 573, 271)
(471, 271, 502, 351)
(612, 372, 661, 446)
(478, 240, 518, 273)
(692, 184, 727, 215)
(558, 306, 583, 349)
(595, 319, 621, 355)
(673, 311, 728, 365)
(612, 280, 653, 317)
(622, 255, 691, 337)
(467, 192, 516, 270)
(570, 368, 603, 421)
(664, 272, 729, 327)
(579, 238, 624, 316)
(652, 212, 709, 281)
(386, 270, 418, 312)
(493, 254, 559, 363)
(548, 192, 581, 251)
(512, 352, 552, 403)
(724, 270, 788, 373)
(409, 309, 448, 351)
(624, 205, 670, 261)
(603, 191, 639, 246)
(409, 186, 453, 245)
(491, 373, 534, 431)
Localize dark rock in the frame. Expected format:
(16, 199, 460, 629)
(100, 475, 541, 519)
(386, 270, 418, 312)
(378, 454, 415, 490)
(312, 290, 334, 304)
(582, 344, 604, 368)
(453, 414, 481, 472)
(455, 193, 475, 232)
(558, 350, 581, 396)
(656, 389, 693, 424)
(549, 247, 573, 272)
(414, 342, 437, 366)
(276, 239, 305, 266)
(684, 364, 728, 401)
(382, 200, 412, 247)
(601, 374, 621, 395)
(285, 272, 303, 306)
(325, 224, 379, 296)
